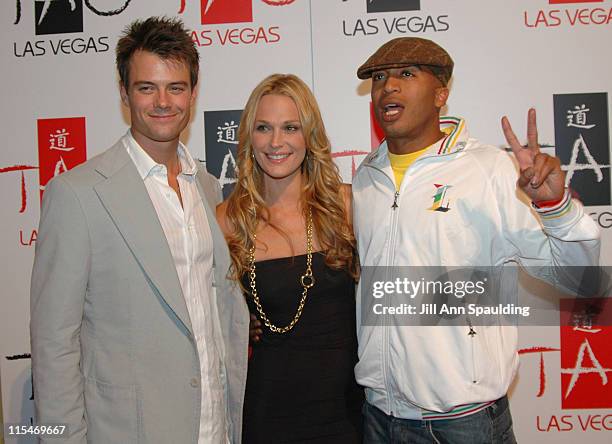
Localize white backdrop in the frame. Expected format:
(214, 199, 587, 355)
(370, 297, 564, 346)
(1, 0, 610, 442)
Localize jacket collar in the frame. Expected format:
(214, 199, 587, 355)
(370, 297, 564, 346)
(438, 116, 468, 155)
(93, 139, 132, 179)
(364, 116, 468, 168)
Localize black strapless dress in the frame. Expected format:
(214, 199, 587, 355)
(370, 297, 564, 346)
(241, 252, 363, 443)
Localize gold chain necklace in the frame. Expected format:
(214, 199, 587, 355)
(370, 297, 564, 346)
(248, 208, 315, 334)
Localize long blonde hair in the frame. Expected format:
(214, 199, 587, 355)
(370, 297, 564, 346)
(224, 73, 357, 280)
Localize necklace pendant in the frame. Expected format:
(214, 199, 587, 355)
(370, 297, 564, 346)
(300, 274, 315, 288)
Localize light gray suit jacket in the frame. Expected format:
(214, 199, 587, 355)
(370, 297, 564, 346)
(30, 140, 249, 443)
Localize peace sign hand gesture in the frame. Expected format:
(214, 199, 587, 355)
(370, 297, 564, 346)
(501, 108, 566, 203)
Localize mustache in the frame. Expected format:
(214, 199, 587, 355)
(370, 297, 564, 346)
(150, 107, 178, 116)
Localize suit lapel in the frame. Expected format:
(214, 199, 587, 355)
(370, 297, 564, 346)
(93, 143, 193, 336)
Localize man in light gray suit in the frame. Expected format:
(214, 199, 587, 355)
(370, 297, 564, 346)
(30, 17, 248, 443)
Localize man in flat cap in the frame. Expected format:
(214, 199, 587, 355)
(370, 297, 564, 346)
(352, 37, 600, 442)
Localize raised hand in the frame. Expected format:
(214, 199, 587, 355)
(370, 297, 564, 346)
(501, 108, 566, 203)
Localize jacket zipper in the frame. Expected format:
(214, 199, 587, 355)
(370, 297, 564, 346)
(468, 323, 478, 384)
(383, 204, 401, 415)
(363, 162, 403, 415)
(385, 188, 402, 415)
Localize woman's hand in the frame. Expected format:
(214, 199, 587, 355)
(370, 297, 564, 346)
(249, 313, 263, 343)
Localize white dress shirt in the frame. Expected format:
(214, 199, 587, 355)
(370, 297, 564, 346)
(124, 131, 228, 443)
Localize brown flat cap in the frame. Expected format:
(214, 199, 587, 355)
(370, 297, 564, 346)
(357, 37, 454, 85)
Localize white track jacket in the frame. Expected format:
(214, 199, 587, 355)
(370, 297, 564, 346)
(352, 116, 600, 419)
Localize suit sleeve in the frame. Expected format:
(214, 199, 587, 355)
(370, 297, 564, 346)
(493, 150, 601, 291)
(30, 176, 90, 444)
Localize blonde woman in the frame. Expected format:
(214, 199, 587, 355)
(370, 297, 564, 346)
(216, 74, 363, 443)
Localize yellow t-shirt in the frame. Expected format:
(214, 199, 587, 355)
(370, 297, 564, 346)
(388, 147, 428, 191)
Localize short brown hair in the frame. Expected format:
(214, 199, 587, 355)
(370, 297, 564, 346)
(116, 16, 199, 89)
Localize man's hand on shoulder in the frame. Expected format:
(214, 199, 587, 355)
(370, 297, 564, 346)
(501, 108, 566, 204)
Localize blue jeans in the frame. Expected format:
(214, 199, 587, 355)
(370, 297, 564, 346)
(363, 397, 517, 444)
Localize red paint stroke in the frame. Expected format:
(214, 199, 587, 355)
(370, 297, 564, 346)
(332, 149, 369, 178)
(20, 171, 27, 213)
(518, 346, 560, 354)
(519, 346, 560, 398)
(332, 150, 370, 158)
(0, 165, 38, 213)
(537, 352, 546, 397)
(261, 0, 295, 5)
(0, 165, 38, 174)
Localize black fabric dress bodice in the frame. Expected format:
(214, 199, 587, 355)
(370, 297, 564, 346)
(241, 252, 363, 443)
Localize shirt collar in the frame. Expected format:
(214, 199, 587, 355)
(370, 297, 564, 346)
(122, 130, 198, 179)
